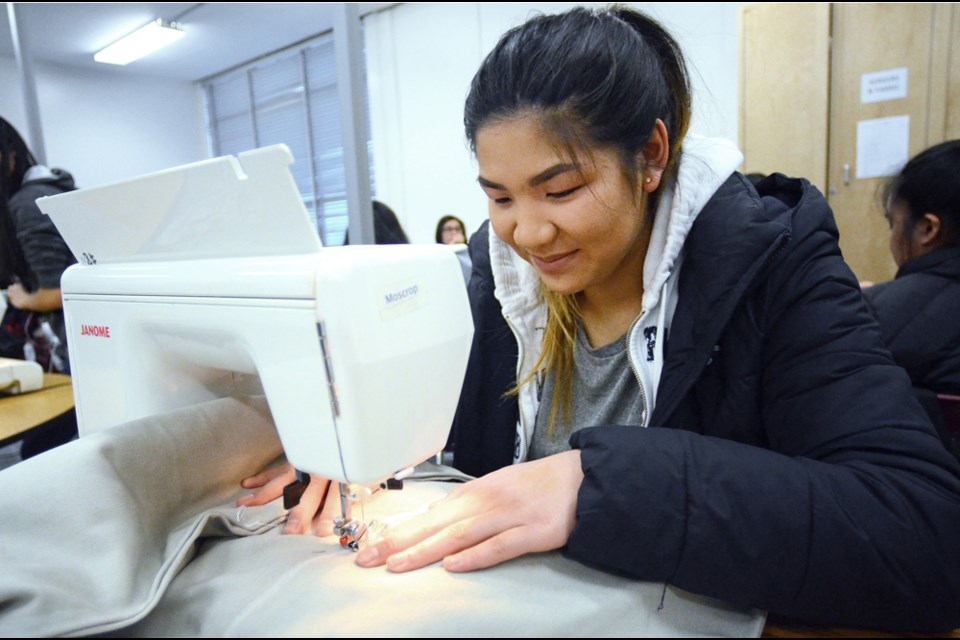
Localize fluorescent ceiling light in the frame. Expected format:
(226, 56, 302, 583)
(94, 19, 184, 66)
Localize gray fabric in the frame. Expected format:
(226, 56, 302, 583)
(0, 395, 286, 637)
(0, 394, 764, 638)
(112, 481, 765, 639)
(530, 327, 646, 460)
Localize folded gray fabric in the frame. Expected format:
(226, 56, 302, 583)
(0, 395, 285, 637)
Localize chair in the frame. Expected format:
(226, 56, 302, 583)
(937, 394, 960, 462)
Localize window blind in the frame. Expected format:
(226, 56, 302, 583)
(202, 32, 374, 246)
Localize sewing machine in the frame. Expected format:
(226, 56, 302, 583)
(0, 357, 43, 394)
(38, 145, 474, 546)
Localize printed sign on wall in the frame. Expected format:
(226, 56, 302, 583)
(860, 67, 908, 104)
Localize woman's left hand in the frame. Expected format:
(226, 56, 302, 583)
(355, 449, 584, 573)
(238, 462, 341, 536)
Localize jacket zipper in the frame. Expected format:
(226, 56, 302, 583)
(625, 311, 649, 428)
(503, 312, 530, 460)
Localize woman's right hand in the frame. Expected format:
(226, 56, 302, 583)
(237, 462, 340, 535)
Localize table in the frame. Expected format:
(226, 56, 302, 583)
(0, 373, 74, 447)
(763, 616, 960, 637)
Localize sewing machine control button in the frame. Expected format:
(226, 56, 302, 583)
(282, 471, 311, 509)
(379, 478, 404, 491)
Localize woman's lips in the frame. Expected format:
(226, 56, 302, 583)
(530, 250, 578, 274)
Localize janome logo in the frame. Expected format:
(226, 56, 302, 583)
(80, 325, 111, 338)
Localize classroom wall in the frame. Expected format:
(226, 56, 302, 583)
(2, 2, 743, 245)
(0, 57, 206, 189)
(365, 2, 744, 244)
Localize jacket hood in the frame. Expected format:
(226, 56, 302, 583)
(22, 165, 76, 192)
(642, 135, 743, 311)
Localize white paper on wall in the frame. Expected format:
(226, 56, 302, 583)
(856, 115, 910, 180)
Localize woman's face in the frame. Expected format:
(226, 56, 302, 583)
(886, 201, 921, 267)
(475, 116, 649, 300)
(440, 220, 466, 244)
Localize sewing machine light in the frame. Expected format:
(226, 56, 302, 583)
(378, 465, 416, 491)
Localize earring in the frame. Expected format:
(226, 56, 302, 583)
(644, 177, 652, 184)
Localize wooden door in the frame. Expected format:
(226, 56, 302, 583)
(827, 3, 943, 283)
(944, 6, 960, 140)
(739, 3, 831, 191)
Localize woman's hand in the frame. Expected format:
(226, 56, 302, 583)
(237, 462, 340, 535)
(355, 449, 584, 573)
(5, 284, 63, 312)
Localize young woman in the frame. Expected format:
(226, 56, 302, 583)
(242, 7, 960, 632)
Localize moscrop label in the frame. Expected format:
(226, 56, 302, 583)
(379, 277, 427, 320)
(384, 284, 418, 305)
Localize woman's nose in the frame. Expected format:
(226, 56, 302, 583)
(512, 202, 556, 251)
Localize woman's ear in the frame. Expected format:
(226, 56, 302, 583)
(640, 119, 670, 193)
(915, 213, 942, 248)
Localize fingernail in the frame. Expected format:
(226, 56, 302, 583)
(356, 546, 380, 566)
(444, 554, 463, 571)
(237, 494, 253, 506)
(314, 519, 333, 537)
(283, 517, 300, 534)
(386, 552, 408, 570)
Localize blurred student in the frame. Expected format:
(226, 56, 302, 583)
(435, 215, 471, 286)
(343, 200, 410, 245)
(0, 116, 76, 371)
(861, 140, 960, 395)
(0, 116, 78, 458)
(435, 215, 468, 245)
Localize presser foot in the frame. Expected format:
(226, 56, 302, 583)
(286, 475, 403, 551)
(333, 517, 368, 551)
(334, 481, 366, 551)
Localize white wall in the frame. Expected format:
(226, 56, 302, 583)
(3, 2, 742, 244)
(0, 57, 206, 189)
(365, 2, 744, 244)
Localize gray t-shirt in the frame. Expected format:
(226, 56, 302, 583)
(529, 325, 647, 460)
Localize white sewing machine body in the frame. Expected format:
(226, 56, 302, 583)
(38, 145, 473, 485)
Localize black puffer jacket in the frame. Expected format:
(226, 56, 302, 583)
(1, 167, 77, 369)
(862, 246, 960, 395)
(5, 167, 77, 291)
(453, 173, 960, 632)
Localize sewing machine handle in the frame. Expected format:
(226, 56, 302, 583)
(282, 470, 311, 509)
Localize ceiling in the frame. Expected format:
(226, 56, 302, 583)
(0, 3, 393, 82)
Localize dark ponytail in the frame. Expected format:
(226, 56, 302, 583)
(607, 7, 690, 179)
(464, 5, 692, 192)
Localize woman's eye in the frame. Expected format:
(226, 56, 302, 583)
(547, 186, 581, 199)
(494, 196, 512, 205)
